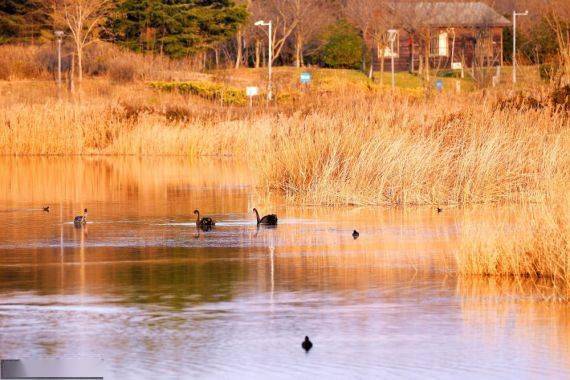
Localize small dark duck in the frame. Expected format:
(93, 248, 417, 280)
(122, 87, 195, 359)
(352, 230, 359, 239)
(437, 207, 443, 213)
(43, 206, 50, 212)
(302, 336, 313, 352)
(74, 208, 88, 226)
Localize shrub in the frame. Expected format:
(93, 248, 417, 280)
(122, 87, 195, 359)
(550, 85, 570, 111)
(539, 63, 556, 81)
(0, 45, 47, 79)
(36, 43, 74, 74)
(150, 81, 247, 105)
(83, 43, 113, 76)
(320, 20, 363, 69)
(163, 105, 192, 122)
(109, 59, 137, 83)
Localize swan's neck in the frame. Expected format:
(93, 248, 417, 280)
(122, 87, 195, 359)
(195, 211, 200, 223)
(254, 209, 260, 223)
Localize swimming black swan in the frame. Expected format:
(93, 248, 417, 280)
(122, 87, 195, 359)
(43, 206, 50, 212)
(194, 210, 215, 228)
(253, 208, 278, 225)
(352, 230, 359, 239)
(74, 208, 88, 225)
(302, 336, 313, 352)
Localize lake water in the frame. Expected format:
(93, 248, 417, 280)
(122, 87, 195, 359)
(0, 157, 568, 379)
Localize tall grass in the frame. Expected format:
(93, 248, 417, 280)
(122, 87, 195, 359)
(0, 45, 49, 80)
(0, 102, 272, 156)
(0, 43, 210, 82)
(257, 93, 569, 205)
(1, 80, 568, 207)
(0, 77, 569, 293)
(457, 192, 570, 297)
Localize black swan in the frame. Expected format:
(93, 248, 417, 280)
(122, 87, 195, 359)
(253, 208, 278, 225)
(194, 210, 215, 228)
(74, 208, 88, 225)
(302, 336, 313, 352)
(437, 207, 443, 213)
(352, 230, 359, 239)
(43, 206, 50, 212)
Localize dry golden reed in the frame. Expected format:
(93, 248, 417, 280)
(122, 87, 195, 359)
(257, 93, 569, 206)
(457, 192, 570, 295)
(0, 81, 568, 208)
(0, 81, 272, 156)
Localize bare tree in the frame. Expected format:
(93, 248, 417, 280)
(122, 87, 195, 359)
(238, 0, 267, 68)
(492, 0, 569, 84)
(471, 28, 502, 87)
(541, 0, 570, 84)
(253, 0, 299, 64)
(234, 0, 253, 68)
(51, 0, 112, 85)
(391, 0, 442, 82)
(292, 0, 336, 67)
(344, 0, 392, 80)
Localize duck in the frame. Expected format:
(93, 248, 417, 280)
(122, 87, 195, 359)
(302, 336, 313, 352)
(352, 230, 359, 239)
(194, 209, 215, 228)
(74, 208, 88, 226)
(43, 206, 50, 212)
(437, 207, 443, 213)
(253, 208, 278, 226)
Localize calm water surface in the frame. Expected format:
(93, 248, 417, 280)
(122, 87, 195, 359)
(0, 157, 568, 379)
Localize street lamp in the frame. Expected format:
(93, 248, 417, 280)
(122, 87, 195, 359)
(254, 20, 273, 101)
(387, 29, 398, 91)
(55, 30, 64, 88)
(512, 10, 528, 85)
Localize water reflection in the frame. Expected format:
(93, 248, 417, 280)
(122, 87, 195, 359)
(0, 157, 568, 379)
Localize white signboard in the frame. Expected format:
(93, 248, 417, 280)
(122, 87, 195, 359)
(451, 62, 462, 70)
(246, 86, 259, 97)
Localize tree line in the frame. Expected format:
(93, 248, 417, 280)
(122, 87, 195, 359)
(0, 0, 568, 81)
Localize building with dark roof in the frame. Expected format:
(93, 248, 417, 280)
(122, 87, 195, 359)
(374, 2, 511, 72)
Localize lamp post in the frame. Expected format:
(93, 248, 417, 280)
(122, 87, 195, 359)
(512, 10, 528, 85)
(387, 29, 398, 91)
(254, 20, 273, 101)
(55, 31, 64, 89)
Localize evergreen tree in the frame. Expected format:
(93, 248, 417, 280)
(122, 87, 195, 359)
(320, 20, 363, 69)
(0, 0, 47, 42)
(109, 0, 247, 58)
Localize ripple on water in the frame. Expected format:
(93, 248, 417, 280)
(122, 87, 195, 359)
(0, 158, 568, 379)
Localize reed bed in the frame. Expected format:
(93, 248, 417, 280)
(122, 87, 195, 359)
(0, 103, 275, 156)
(1, 79, 569, 293)
(0, 81, 273, 156)
(0, 80, 568, 207)
(457, 192, 570, 297)
(258, 93, 569, 206)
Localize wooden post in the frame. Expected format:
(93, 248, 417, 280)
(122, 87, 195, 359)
(67, 53, 75, 94)
(255, 40, 261, 68)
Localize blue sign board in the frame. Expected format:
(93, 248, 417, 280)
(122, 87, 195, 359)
(436, 79, 444, 92)
(300, 72, 311, 84)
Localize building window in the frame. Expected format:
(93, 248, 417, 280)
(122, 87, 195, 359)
(430, 31, 449, 57)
